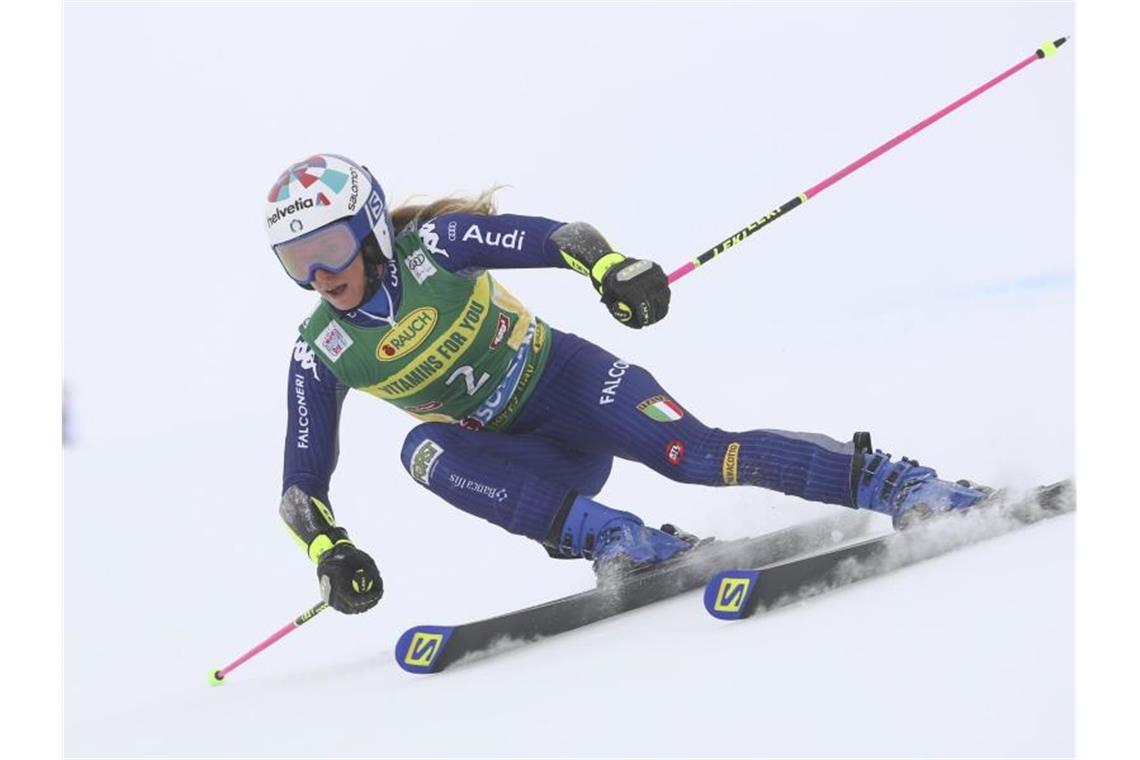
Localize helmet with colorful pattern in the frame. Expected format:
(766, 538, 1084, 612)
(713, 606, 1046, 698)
(264, 154, 395, 288)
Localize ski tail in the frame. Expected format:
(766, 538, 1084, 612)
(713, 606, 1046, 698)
(395, 625, 455, 674)
(702, 480, 1074, 621)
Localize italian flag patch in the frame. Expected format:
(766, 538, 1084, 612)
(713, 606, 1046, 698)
(636, 395, 684, 422)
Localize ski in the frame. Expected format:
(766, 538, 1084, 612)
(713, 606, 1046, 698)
(703, 479, 1074, 620)
(394, 509, 874, 674)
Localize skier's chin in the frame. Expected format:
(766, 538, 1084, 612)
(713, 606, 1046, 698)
(321, 283, 361, 311)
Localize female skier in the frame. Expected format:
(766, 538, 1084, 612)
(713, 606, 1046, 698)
(267, 154, 988, 614)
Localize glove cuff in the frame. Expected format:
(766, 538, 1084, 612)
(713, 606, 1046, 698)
(589, 252, 626, 289)
(308, 526, 352, 563)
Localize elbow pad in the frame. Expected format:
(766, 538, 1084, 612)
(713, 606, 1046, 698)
(551, 221, 627, 292)
(552, 221, 669, 328)
(279, 485, 353, 562)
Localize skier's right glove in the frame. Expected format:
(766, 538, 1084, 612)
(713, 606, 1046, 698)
(316, 540, 383, 615)
(279, 485, 383, 615)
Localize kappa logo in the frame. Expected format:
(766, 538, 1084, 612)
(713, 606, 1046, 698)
(714, 576, 752, 613)
(410, 439, 445, 486)
(418, 220, 450, 258)
(315, 322, 353, 363)
(665, 439, 685, 465)
(377, 307, 438, 361)
(403, 631, 444, 667)
(292, 339, 321, 380)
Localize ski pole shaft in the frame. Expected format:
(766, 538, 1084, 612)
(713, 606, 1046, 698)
(209, 600, 328, 686)
(667, 37, 1069, 285)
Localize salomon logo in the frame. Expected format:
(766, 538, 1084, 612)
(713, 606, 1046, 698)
(404, 632, 443, 667)
(714, 577, 751, 613)
(365, 189, 386, 228)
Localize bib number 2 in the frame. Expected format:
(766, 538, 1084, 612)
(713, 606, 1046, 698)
(446, 365, 490, 396)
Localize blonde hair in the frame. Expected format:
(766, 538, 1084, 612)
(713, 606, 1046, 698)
(390, 186, 505, 232)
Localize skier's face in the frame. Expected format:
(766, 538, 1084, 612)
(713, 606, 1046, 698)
(312, 253, 367, 311)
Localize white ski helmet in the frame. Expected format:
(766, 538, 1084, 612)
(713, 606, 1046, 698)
(265, 154, 395, 287)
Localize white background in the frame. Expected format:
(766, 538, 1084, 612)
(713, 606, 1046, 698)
(21, 0, 1132, 757)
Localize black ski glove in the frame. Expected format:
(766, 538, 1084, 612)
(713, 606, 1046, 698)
(317, 542, 383, 615)
(597, 257, 671, 329)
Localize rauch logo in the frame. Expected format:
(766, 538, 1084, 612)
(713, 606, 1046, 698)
(376, 307, 438, 361)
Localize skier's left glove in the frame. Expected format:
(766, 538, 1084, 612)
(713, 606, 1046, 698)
(549, 222, 670, 329)
(593, 254, 671, 329)
(316, 541, 383, 615)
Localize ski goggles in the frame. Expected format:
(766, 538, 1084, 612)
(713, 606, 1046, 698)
(272, 208, 375, 285)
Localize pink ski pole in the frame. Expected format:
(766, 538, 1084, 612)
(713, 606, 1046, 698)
(668, 37, 1069, 284)
(209, 600, 328, 686)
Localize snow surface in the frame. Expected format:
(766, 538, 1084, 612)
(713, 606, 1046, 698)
(64, 2, 1073, 757)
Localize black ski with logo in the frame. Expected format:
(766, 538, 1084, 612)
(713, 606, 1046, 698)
(394, 480, 1072, 674)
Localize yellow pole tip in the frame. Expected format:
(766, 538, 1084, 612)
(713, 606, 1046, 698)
(1039, 36, 1069, 58)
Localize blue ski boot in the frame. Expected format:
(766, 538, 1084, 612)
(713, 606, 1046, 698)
(545, 495, 697, 582)
(853, 434, 992, 529)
